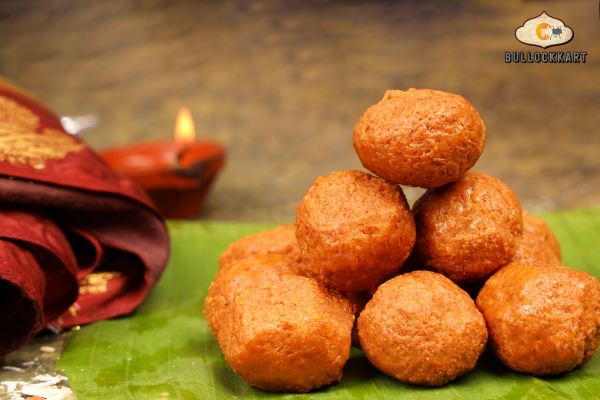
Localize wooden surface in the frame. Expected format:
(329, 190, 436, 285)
(0, 0, 599, 223)
(0, 1, 598, 394)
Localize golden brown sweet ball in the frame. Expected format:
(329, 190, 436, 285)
(203, 254, 298, 338)
(353, 89, 486, 189)
(511, 211, 562, 264)
(412, 171, 523, 283)
(358, 271, 488, 386)
(218, 225, 303, 271)
(476, 262, 600, 375)
(295, 170, 416, 292)
(218, 275, 354, 393)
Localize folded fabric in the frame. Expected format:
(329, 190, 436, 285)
(0, 77, 170, 357)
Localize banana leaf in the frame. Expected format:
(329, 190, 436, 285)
(57, 208, 600, 400)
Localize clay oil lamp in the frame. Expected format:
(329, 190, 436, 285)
(100, 108, 225, 219)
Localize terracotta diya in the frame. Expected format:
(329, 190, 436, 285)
(100, 108, 225, 219)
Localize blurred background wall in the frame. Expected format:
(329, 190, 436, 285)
(0, 0, 598, 222)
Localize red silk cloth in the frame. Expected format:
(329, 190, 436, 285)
(0, 78, 170, 357)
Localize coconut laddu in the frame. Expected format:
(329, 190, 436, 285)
(412, 171, 523, 283)
(204, 253, 299, 338)
(358, 271, 488, 386)
(295, 170, 416, 293)
(353, 89, 486, 189)
(511, 211, 562, 264)
(476, 262, 600, 375)
(218, 275, 354, 393)
(218, 225, 303, 272)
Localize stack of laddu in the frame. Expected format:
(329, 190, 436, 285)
(204, 89, 600, 392)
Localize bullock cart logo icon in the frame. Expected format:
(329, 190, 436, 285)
(516, 12, 573, 48)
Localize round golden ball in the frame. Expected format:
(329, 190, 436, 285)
(218, 225, 303, 271)
(204, 253, 298, 338)
(295, 170, 415, 292)
(476, 262, 600, 375)
(359, 271, 488, 386)
(218, 275, 354, 392)
(353, 89, 486, 189)
(412, 171, 523, 283)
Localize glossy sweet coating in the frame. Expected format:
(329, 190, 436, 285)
(353, 89, 486, 189)
(358, 271, 488, 386)
(218, 225, 303, 271)
(476, 262, 600, 375)
(218, 275, 354, 393)
(295, 170, 416, 292)
(512, 211, 562, 264)
(412, 171, 523, 283)
(203, 253, 298, 338)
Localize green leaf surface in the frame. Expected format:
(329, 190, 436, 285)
(57, 210, 600, 400)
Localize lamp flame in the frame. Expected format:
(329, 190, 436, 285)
(174, 107, 195, 148)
